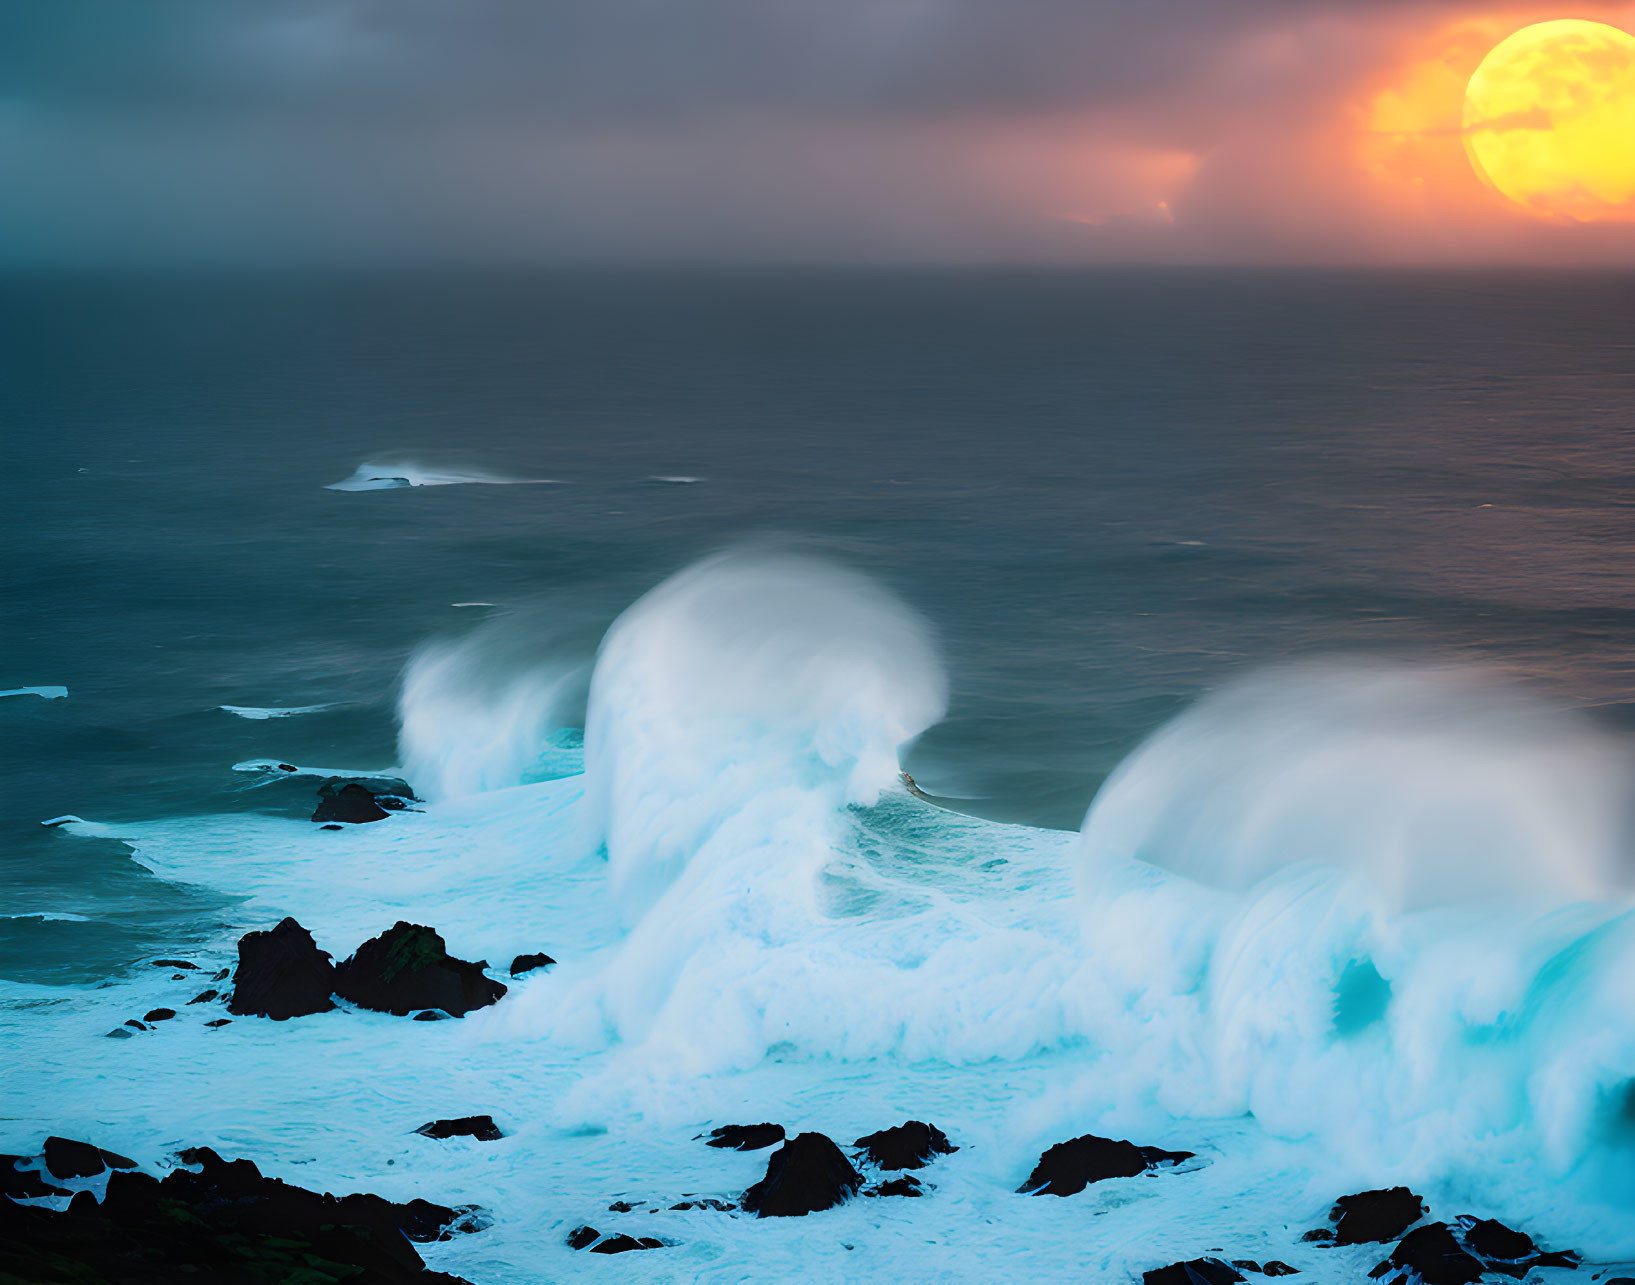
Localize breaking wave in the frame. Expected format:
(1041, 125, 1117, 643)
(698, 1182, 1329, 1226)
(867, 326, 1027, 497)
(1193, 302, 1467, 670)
(325, 461, 560, 491)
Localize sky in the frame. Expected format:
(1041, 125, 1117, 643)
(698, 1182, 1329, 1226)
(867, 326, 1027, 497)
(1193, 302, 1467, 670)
(1, 0, 1632, 266)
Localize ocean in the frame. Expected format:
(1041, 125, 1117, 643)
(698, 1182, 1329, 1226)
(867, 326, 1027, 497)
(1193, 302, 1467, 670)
(4, 268, 1635, 1279)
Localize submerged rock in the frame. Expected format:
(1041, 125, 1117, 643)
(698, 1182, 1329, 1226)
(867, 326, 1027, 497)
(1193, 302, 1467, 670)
(509, 952, 556, 976)
(227, 917, 336, 1020)
(1144, 1259, 1245, 1284)
(187, 989, 219, 1005)
(864, 1176, 923, 1198)
(1018, 1134, 1194, 1197)
(415, 1116, 504, 1142)
(669, 1198, 737, 1211)
(311, 782, 389, 824)
(1330, 1187, 1426, 1245)
(704, 1123, 785, 1152)
(43, 1137, 136, 1180)
(334, 922, 506, 1017)
(853, 1120, 956, 1170)
(1370, 1223, 1483, 1285)
(741, 1132, 862, 1217)
(566, 1226, 664, 1253)
(150, 959, 198, 970)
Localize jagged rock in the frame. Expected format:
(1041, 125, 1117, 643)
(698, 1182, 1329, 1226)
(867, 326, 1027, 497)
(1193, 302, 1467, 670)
(741, 1132, 862, 1217)
(312, 783, 389, 824)
(0, 1145, 477, 1283)
(510, 952, 556, 976)
(853, 1120, 956, 1170)
(1370, 1223, 1483, 1284)
(669, 1198, 737, 1211)
(150, 959, 198, 970)
(567, 1226, 601, 1249)
(704, 1123, 785, 1151)
(1463, 1217, 1532, 1261)
(1231, 1264, 1299, 1277)
(187, 989, 219, 1005)
(607, 1200, 640, 1213)
(227, 918, 336, 1020)
(415, 1116, 504, 1142)
(1017, 1134, 1194, 1196)
(334, 922, 506, 1017)
(591, 1234, 666, 1254)
(1331, 1187, 1425, 1244)
(2, 1155, 64, 1200)
(1144, 1259, 1245, 1284)
(43, 1137, 136, 1180)
(213, 968, 230, 980)
(143, 1008, 174, 1023)
(865, 1176, 923, 1198)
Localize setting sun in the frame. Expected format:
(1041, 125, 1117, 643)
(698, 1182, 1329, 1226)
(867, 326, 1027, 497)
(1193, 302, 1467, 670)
(1463, 18, 1635, 220)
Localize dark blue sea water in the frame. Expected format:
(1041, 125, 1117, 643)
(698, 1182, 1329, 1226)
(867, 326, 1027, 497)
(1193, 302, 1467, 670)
(6, 269, 1635, 983)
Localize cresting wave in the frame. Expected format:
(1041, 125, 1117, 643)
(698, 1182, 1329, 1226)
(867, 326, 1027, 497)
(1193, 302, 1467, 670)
(325, 461, 560, 491)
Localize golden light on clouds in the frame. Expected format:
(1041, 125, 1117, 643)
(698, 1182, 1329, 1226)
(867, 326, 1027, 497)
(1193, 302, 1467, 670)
(1464, 18, 1635, 220)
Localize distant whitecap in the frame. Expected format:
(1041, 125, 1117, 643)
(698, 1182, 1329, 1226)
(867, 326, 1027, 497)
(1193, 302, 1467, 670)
(648, 475, 704, 484)
(326, 461, 560, 491)
(219, 703, 338, 721)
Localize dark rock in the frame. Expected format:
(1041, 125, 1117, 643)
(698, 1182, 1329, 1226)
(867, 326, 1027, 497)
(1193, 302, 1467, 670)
(415, 1116, 504, 1142)
(334, 922, 505, 1018)
(277, 763, 299, 772)
(1300, 1228, 1334, 1243)
(669, 1198, 737, 1211)
(567, 1225, 601, 1250)
(3, 1143, 477, 1283)
(2, 1155, 64, 1200)
(205, 1018, 232, 1027)
(187, 989, 219, 1005)
(741, 1132, 862, 1217)
(1370, 1223, 1483, 1285)
(510, 952, 556, 976)
(312, 782, 390, 824)
(1018, 1134, 1195, 1196)
(591, 1234, 665, 1254)
(607, 1200, 640, 1213)
(227, 917, 336, 1020)
(1144, 1258, 1245, 1284)
(143, 1008, 175, 1023)
(1230, 1265, 1300, 1278)
(705, 1123, 786, 1151)
(322, 823, 345, 830)
(865, 1176, 923, 1198)
(124, 1019, 147, 1029)
(43, 1137, 135, 1180)
(1332, 1187, 1426, 1245)
(854, 1120, 956, 1170)
(1463, 1217, 1533, 1262)
(106, 1027, 134, 1038)
(413, 1009, 451, 1021)
(151, 959, 198, 970)
(213, 968, 230, 980)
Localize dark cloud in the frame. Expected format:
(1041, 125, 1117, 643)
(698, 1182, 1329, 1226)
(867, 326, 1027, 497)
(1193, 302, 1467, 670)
(0, 0, 1627, 264)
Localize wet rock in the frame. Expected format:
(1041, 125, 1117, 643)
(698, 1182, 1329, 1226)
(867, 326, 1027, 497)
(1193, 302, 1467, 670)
(150, 959, 198, 970)
(1018, 1134, 1195, 1197)
(510, 952, 556, 976)
(0, 1144, 478, 1283)
(106, 1027, 134, 1039)
(1144, 1258, 1245, 1284)
(853, 1120, 956, 1170)
(1370, 1223, 1483, 1284)
(312, 782, 390, 824)
(1231, 1264, 1299, 1277)
(606, 1200, 641, 1213)
(412, 1008, 451, 1021)
(1462, 1217, 1532, 1262)
(187, 989, 219, 1005)
(335, 922, 506, 1017)
(2, 1155, 64, 1200)
(212, 968, 230, 980)
(704, 1123, 785, 1151)
(205, 1018, 232, 1028)
(865, 1176, 923, 1198)
(1300, 1228, 1334, 1243)
(567, 1225, 601, 1249)
(227, 917, 336, 1020)
(322, 823, 345, 830)
(143, 1008, 175, 1023)
(124, 1019, 147, 1029)
(43, 1137, 136, 1180)
(741, 1132, 863, 1217)
(1330, 1187, 1426, 1245)
(415, 1116, 504, 1142)
(592, 1233, 665, 1254)
(669, 1198, 737, 1211)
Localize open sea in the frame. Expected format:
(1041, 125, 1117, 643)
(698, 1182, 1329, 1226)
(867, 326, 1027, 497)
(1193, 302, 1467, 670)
(4, 269, 1635, 1279)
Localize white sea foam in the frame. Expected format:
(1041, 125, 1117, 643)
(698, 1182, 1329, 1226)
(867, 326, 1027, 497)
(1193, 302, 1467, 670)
(325, 462, 561, 491)
(5, 559, 1635, 1278)
(1, 686, 67, 700)
(649, 475, 704, 484)
(231, 758, 403, 784)
(219, 703, 338, 721)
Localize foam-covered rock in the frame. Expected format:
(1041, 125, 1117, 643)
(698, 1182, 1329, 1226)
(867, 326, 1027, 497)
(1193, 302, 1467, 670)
(1369, 1223, 1483, 1284)
(227, 918, 336, 1020)
(853, 1120, 955, 1170)
(509, 952, 555, 976)
(311, 782, 390, 824)
(43, 1137, 136, 1180)
(1018, 1134, 1193, 1196)
(334, 922, 506, 1017)
(741, 1132, 862, 1217)
(1144, 1258, 1244, 1284)
(1329, 1187, 1425, 1245)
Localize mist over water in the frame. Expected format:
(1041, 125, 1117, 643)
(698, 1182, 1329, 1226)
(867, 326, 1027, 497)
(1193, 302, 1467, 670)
(6, 270, 1635, 1275)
